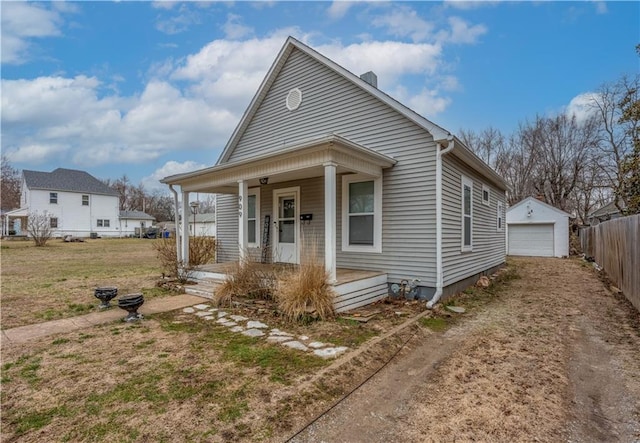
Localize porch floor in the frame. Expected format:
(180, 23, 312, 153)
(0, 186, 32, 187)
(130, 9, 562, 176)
(195, 262, 385, 286)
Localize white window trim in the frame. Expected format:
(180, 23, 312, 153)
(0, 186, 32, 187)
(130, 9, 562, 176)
(341, 173, 382, 253)
(82, 195, 89, 206)
(481, 184, 490, 206)
(247, 187, 260, 247)
(461, 175, 473, 252)
(497, 201, 504, 232)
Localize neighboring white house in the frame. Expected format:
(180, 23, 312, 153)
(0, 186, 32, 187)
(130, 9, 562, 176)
(119, 210, 156, 237)
(506, 197, 570, 258)
(189, 213, 216, 237)
(162, 37, 508, 311)
(587, 200, 625, 225)
(3, 168, 154, 239)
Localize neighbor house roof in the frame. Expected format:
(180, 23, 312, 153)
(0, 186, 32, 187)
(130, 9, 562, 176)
(215, 36, 506, 190)
(589, 200, 624, 218)
(23, 168, 119, 196)
(507, 196, 571, 217)
(119, 210, 155, 221)
(191, 213, 216, 223)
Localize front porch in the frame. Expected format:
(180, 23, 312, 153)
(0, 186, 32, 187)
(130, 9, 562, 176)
(191, 263, 389, 313)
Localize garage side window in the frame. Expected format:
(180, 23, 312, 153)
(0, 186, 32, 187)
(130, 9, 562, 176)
(461, 176, 473, 252)
(497, 201, 504, 231)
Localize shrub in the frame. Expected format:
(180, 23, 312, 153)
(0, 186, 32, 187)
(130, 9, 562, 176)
(153, 236, 216, 283)
(214, 257, 278, 306)
(27, 211, 54, 247)
(275, 241, 335, 322)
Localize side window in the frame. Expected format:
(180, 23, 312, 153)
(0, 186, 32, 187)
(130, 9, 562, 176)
(50, 217, 58, 228)
(247, 188, 260, 245)
(461, 176, 473, 252)
(50, 192, 58, 204)
(497, 201, 504, 231)
(341, 174, 382, 253)
(482, 185, 490, 206)
(82, 195, 89, 206)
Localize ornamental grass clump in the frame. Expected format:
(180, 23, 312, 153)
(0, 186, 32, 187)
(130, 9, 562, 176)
(275, 241, 335, 322)
(214, 257, 278, 307)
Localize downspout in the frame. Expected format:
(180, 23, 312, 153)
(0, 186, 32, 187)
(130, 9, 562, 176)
(427, 136, 455, 309)
(169, 185, 181, 263)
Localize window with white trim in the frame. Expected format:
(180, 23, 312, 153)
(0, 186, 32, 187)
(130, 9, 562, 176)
(482, 184, 490, 206)
(247, 188, 260, 246)
(50, 192, 58, 204)
(461, 176, 473, 252)
(50, 217, 58, 228)
(497, 201, 504, 231)
(342, 174, 382, 253)
(97, 219, 110, 228)
(82, 195, 89, 206)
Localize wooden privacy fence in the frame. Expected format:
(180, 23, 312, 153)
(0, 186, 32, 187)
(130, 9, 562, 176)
(581, 214, 640, 312)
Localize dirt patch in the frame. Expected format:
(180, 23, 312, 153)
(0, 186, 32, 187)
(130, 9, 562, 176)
(286, 258, 640, 443)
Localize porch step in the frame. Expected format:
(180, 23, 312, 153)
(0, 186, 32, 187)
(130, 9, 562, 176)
(184, 279, 222, 300)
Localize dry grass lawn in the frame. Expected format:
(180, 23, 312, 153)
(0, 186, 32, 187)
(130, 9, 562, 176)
(1, 238, 170, 329)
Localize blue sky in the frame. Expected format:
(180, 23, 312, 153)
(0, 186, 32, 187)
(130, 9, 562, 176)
(1, 1, 638, 192)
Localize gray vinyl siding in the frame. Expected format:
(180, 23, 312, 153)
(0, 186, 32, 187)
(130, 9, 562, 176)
(225, 47, 438, 285)
(216, 194, 239, 263)
(441, 155, 506, 286)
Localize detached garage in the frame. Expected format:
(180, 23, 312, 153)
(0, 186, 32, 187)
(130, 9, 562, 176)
(507, 197, 570, 258)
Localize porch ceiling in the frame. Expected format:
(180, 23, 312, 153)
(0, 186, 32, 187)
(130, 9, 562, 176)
(161, 134, 397, 194)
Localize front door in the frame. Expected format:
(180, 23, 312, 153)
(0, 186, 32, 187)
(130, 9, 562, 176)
(273, 187, 299, 264)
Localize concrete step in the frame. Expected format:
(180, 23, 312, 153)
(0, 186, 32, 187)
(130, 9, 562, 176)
(184, 281, 220, 300)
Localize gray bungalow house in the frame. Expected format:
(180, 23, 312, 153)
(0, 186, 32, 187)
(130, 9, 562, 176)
(162, 37, 507, 311)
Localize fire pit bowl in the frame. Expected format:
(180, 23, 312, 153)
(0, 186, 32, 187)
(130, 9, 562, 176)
(117, 293, 144, 322)
(94, 287, 118, 309)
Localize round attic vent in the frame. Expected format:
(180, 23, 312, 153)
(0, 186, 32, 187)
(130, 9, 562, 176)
(286, 88, 302, 111)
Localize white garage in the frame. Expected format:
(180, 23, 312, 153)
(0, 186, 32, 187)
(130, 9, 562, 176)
(507, 197, 570, 258)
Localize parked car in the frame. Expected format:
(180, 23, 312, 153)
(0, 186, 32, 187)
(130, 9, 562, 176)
(142, 228, 158, 239)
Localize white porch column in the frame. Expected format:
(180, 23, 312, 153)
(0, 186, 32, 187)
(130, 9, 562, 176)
(181, 191, 190, 265)
(324, 162, 337, 284)
(238, 180, 248, 261)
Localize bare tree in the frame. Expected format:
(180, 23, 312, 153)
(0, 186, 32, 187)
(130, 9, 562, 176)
(1, 155, 21, 211)
(589, 73, 640, 210)
(27, 211, 55, 246)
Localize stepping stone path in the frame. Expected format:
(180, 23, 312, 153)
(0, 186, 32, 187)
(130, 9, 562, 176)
(182, 304, 348, 359)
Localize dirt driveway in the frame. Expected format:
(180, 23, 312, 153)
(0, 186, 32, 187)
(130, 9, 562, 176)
(288, 257, 640, 443)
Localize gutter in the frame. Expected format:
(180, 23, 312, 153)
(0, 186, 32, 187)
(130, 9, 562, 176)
(168, 185, 181, 263)
(427, 136, 455, 309)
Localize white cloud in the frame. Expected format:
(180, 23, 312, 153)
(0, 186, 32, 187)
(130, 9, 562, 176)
(152, 1, 179, 10)
(593, 1, 608, 14)
(327, 1, 354, 20)
(438, 16, 487, 44)
(370, 6, 434, 42)
(142, 160, 209, 191)
(155, 4, 201, 35)
(393, 85, 452, 117)
(565, 92, 598, 123)
(1, 2, 65, 64)
(443, 1, 500, 10)
(222, 14, 254, 40)
(7, 143, 70, 165)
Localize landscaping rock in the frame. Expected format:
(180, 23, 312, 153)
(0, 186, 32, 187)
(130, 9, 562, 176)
(217, 311, 228, 318)
(446, 305, 466, 314)
(298, 335, 309, 341)
(267, 336, 291, 343)
(204, 316, 215, 321)
(270, 329, 293, 336)
(182, 307, 196, 314)
(242, 328, 265, 338)
(194, 304, 210, 310)
(230, 315, 248, 322)
(308, 341, 327, 349)
(282, 341, 309, 351)
(313, 346, 348, 359)
(195, 311, 210, 317)
(230, 326, 244, 333)
(247, 320, 268, 329)
(220, 321, 237, 327)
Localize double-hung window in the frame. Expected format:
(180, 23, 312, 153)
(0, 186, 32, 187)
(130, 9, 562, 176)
(497, 201, 504, 231)
(461, 176, 473, 252)
(82, 195, 89, 206)
(50, 217, 58, 228)
(247, 188, 260, 246)
(342, 174, 382, 253)
(50, 192, 58, 204)
(97, 219, 110, 228)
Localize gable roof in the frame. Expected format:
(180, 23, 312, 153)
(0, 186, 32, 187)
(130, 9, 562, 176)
(23, 168, 119, 196)
(589, 200, 624, 218)
(215, 36, 505, 190)
(119, 210, 155, 221)
(507, 196, 571, 217)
